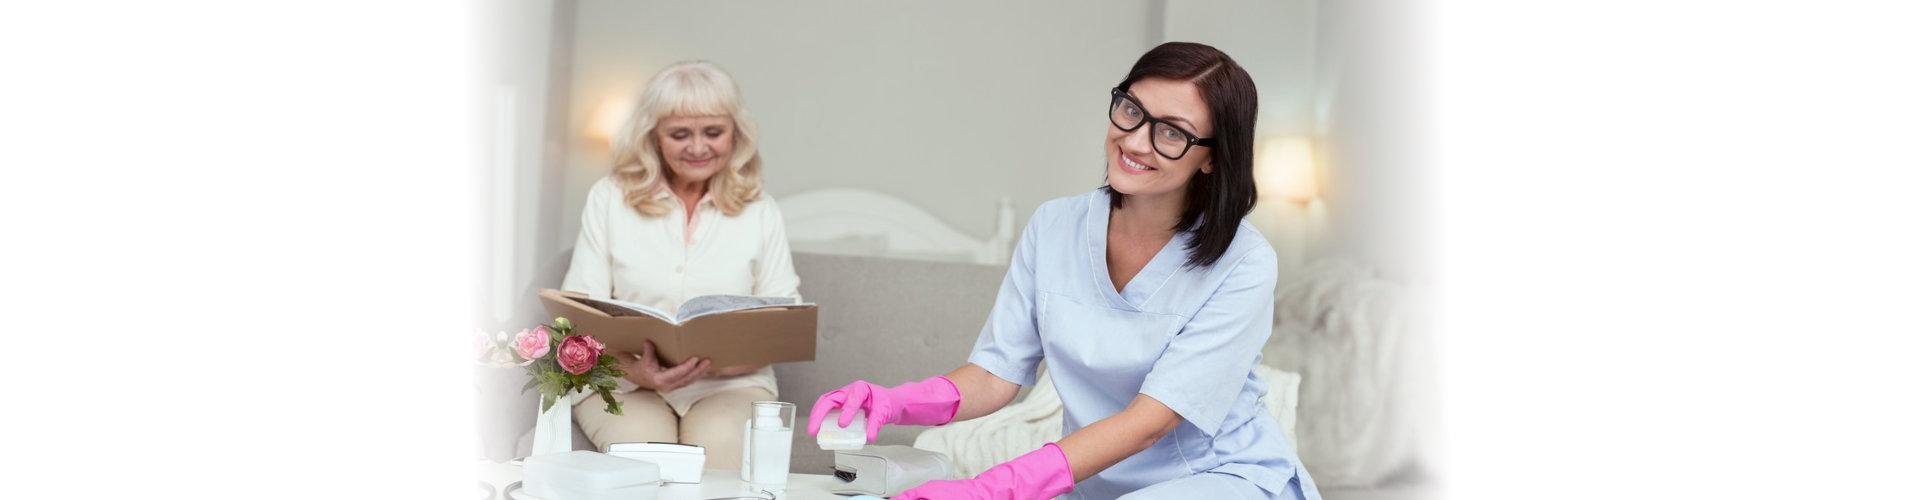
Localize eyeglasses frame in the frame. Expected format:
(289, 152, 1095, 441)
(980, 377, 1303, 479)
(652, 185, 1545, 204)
(1109, 87, 1217, 161)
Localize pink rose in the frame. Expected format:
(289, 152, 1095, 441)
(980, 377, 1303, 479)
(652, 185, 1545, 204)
(584, 335, 606, 352)
(513, 327, 552, 363)
(557, 335, 603, 375)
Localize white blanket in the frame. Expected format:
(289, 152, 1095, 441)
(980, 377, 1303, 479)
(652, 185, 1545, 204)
(1263, 260, 1430, 488)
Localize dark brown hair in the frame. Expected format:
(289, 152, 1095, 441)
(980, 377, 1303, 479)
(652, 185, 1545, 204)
(1104, 41, 1260, 269)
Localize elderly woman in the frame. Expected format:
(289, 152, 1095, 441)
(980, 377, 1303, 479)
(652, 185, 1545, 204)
(560, 60, 799, 469)
(809, 42, 1321, 499)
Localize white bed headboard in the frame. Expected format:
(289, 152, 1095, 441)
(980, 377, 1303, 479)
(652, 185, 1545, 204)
(778, 187, 1015, 266)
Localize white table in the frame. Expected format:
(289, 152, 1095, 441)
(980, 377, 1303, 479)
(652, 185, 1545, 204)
(477, 460, 855, 500)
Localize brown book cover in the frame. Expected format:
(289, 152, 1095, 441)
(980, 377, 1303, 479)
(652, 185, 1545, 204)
(537, 288, 818, 367)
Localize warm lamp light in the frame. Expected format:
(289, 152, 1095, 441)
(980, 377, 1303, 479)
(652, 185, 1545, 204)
(1257, 136, 1320, 203)
(584, 97, 632, 147)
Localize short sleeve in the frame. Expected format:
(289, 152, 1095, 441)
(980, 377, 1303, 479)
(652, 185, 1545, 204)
(560, 178, 616, 299)
(965, 206, 1048, 387)
(751, 198, 802, 301)
(1139, 247, 1279, 436)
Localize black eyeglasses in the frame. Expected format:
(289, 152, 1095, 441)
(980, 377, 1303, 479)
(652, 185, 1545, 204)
(1109, 87, 1215, 160)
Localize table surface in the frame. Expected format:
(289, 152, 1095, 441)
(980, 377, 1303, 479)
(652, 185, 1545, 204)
(477, 460, 855, 500)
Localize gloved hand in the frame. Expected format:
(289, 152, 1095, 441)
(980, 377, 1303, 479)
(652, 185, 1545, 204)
(892, 443, 1075, 500)
(807, 376, 962, 442)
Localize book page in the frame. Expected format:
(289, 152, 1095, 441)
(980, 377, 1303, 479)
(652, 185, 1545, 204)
(676, 295, 802, 323)
(569, 295, 676, 323)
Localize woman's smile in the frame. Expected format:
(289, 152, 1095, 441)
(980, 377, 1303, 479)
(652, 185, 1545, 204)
(1117, 149, 1157, 174)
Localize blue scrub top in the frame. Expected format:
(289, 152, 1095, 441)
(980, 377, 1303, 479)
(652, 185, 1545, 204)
(968, 190, 1320, 500)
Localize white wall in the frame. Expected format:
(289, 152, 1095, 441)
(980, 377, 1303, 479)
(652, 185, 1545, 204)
(478, 0, 576, 334)
(1164, 0, 1320, 137)
(1313, 0, 1430, 283)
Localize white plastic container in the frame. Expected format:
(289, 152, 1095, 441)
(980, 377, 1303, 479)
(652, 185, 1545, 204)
(523, 450, 661, 500)
(816, 408, 868, 450)
(740, 401, 794, 492)
(606, 442, 705, 483)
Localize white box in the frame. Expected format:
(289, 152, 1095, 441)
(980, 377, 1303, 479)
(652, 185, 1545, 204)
(606, 442, 706, 483)
(523, 451, 661, 500)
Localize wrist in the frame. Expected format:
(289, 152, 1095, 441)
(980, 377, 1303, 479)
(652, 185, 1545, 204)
(926, 376, 962, 424)
(997, 442, 1074, 499)
(890, 375, 963, 426)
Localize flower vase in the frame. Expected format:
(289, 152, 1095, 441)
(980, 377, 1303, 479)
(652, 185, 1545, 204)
(530, 396, 573, 456)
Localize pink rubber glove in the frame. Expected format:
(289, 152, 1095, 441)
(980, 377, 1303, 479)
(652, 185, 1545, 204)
(806, 376, 962, 442)
(893, 443, 1075, 500)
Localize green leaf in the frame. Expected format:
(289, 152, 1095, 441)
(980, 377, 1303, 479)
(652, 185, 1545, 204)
(599, 389, 623, 415)
(540, 376, 565, 401)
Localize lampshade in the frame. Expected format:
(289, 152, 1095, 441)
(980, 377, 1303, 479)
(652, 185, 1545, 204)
(1257, 135, 1320, 203)
(584, 97, 632, 147)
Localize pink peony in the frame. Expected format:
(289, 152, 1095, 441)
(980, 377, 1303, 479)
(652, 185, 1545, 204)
(557, 335, 603, 375)
(584, 335, 606, 352)
(513, 326, 552, 362)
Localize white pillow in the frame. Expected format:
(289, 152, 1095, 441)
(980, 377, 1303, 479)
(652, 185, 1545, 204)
(1252, 363, 1302, 451)
(913, 365, 1302, 478)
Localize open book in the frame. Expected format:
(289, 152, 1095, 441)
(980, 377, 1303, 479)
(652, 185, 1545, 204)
(567, 294, 803, 324)
(538, 289, 817, 367)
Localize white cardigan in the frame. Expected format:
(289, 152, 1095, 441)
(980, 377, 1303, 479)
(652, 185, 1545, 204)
(561, 176, 802, 415)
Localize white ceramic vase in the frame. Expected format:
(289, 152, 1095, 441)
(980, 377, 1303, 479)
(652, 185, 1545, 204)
(530, 395, 573, 456)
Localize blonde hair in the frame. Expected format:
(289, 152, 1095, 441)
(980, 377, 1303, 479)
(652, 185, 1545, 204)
(610, 60, 764, 217)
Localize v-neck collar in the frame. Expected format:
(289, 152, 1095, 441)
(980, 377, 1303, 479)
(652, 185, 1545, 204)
(1087, 190, 1187, 311)
(650, 184, 714, 247)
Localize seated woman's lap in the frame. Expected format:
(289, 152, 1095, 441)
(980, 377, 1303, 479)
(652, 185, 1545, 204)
(571, 386, 775, 470)
(575, 389, 676, 451)
(681, 386, 774, 469)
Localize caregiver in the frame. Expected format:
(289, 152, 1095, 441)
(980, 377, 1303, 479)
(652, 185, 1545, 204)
(808, 42, 1321, 500)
